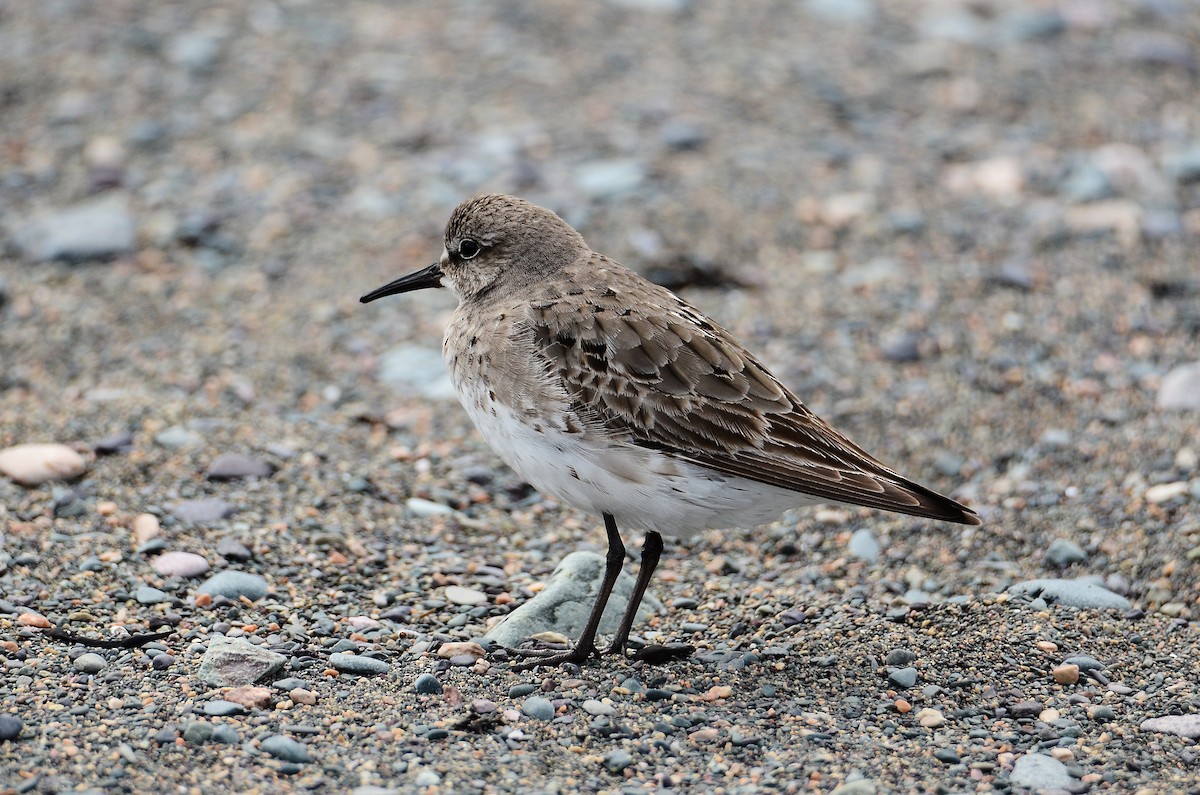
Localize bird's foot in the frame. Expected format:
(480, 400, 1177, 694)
(505, 642, 599, 671)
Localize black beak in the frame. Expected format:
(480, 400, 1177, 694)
(360, 262, 444, 303)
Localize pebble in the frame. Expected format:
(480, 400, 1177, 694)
(933, 748, 960, 764)
(0, 716, 22, 742)
(574, 159, 646, 200)
(603, 749, 635, 774)
(1045, 538, 1087, 566)
(211, 725, 240, 744)
(154, 426, 203, 448)
(916, 708, 945, 728)
(133, 514, 161, 545)
(888, 667, 918, 689)
(884, 648, 915, 666)
(224, 686, 273, 709)
(152, 653, 175, 670)
(521, 696, 555, 721)
(437, 641, 486, 660)
(260, 735, 311, 763)
(216, 537, 253, 561)
(135, 586, 170, 604)
(0, 444, 87, 487)
(202, 700, 244, 717)
(196, 636, 286, 687)
(73, 653, 106, 674)
(1145, 481, 1189, 504)
(1053, 663, 1080, 684)
(198, 570, 268, 600)
(413, 673, 443, 695)
(444, 586, 487, 606)
(290, 688, 316, 706)
(1140, 714, 1200, 739)
(171, 498, 235, 524)
(1158, 362, 1200, 410)
(406, 497, 454, 517)
(182, 722, 212, 744)
(1010, 753, 1071, 790)
(377, 346, 456, 400)
(207, 453, 274, 480)
(329, 653, 390, 675)
(1008, 578, 1131, 610)
(13, 195, 135, 262)
(581, 699, 615, 716)
(848, 528, 880, 563)
(151, 551, 211, 578)
(413, 770, 441, 786)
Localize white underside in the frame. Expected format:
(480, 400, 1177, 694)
(459, 394, 816, 537)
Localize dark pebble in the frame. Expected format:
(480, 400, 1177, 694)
(413, 673, 443, 695)
(508, 683, 537, 698)
(260, 734, 311, 763)
(934, 748, 961, 764)
(0, 715, 22, 741)
(885, 648, 916, 666)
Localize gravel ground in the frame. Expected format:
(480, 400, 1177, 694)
(2, 1, 1199, 793)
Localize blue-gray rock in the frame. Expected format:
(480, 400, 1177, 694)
(603, 749, 634, 774)
(135, 585, 170, 605)
(260, 734, 311, 763)
(154, 425, 203, 448)
(888, 667, 918, 689)
(1045, 538, 1087, 567)
(1010, 753, 1071, 790)
(1008, 578, 1131, 610)
(210, 725, 240, 744)
(196, 635, 286, 687)
(1061, 164, 1112, 204)
(206, 453, 274, 480)
(0, 715, 23, 741)
(575, 159, 647, 200)
(171, 498, 234, 524)
(182, 722, 213, 744)
(521, 696, 555, 721)
(73, 653, 107, 674)
(885, 648, 916, 667)
(1140, 714, 1200, 739)
(329, 653, 389, 676)
(202, 700, 244, 717)
(485, 551, 661, 647)
(848, 528, 880, 563)
(198, 571, 268, 601)
(413, 673, 443, 695)
(378, 345, 455, 399)
(13, 195, 135, 262)
(216, 536, 253, 561)
(1158, 362, 1200, 411)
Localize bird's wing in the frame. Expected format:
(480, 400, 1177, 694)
(524, 255, 979, 525)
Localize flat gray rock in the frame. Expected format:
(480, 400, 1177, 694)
(198, 570, 268, 600)
(196, 636, 285, 687)
(485, 550, 662, 647)
(12, 194, 135, 262)
(1008, 578, 1131, 610)
(171, 498, 234, 524)
(1158, 361, 1200, 410)
(1009, 753, 1072, 790)
(206, 453, 274, 480)
(1140, 714, 1200, 739)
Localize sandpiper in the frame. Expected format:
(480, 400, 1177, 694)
(361, 194, 980, 668)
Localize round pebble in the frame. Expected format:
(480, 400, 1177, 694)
(413, 673, 443, 695)
(444, 586, 487, 606)
(197, 570, 268, 600)
(329, 653, 390, 675)
(521, 696, 555, 721)
(0, 444, 86, 486)
(260, 734, 311, 763)
(151, 551, 211, 578)
(0, 716, 23, 742)
(73, 653, 106, 674)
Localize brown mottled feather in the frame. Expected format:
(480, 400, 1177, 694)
(526, 254, 980, 525)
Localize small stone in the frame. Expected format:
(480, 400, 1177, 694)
(0, 444, 87, 487)
(155, 426, 203, 448)
(133, 513, 161, 545)
(224, 686, 273, 709)
(894, 698, 912, 714)
(413, 673, 443, 695)
(151, 551, 210, 578)
(437, 641, 486, 660)
(582, 699, 615, 716)
(1010, 753, 1071, 790)
(521, 696, 555, 721)
(329, 653, 390, 675)
(1039, 708, 1060, 723)
(933, 748, 960, 764)
(0, 716, 22, 742)
(378, 346, 456, 400)
(210, 725, 240, 744)
(413, 770, 440, 786)
(575, 159, 646, 200)
(1158, 362, 1200, 411)
(182, 722, 212, 744)
(1053, 663, 1080, 684)
(135, 586, 170, 605)
(216, 537, 253, 561)
(406, 497, 454, 517)
(471, 698, 497, 714)
(1045, 538, 1087, 567)
(1088, 705, 1116, 721)
(198, 571, 268, 601)
(602, 749, 634, 774)
(13, 195, 135, 262)
(171, 498, 234, 525)
(444, 586, 487, 606)
(848, 528, 880, 563)
(1140, 714, 1200, 739)
(73, 653, 107, 674)
(1145, 481, 1189, 504)
(152, 653, 175, 670)
(290, 688, 316, 705)
(196, 636, 286, 687)
(888, 667, 918, 689)
(884, 648, 915, 666)
(202, 700, 244, 717)
(917, 708, 945, 728)
(1008, 578, 1131, 610)
(260, 735, 311, 763)
(17, 612, 51, 628)
(207, 453, 274, 480)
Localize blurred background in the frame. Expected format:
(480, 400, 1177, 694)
(1, 0, 1199, 789)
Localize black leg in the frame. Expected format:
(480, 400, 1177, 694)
(606, 530, 663, 656)
(511, 513, 625, 670)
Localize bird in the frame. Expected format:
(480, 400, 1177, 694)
(361, 193, 980, 669)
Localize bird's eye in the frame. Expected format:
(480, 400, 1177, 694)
(458, 239, 481, 260)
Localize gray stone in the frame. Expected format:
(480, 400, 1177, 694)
(521, 696, 555, 721)
(182, 722, 213, 744)
(1158, 362, 1200, 410)
(485, 550, 662, 647)
(581, 699, 615, 716)
(216, 536, 253, 561)
(1009, 753, 1071, 790)
(329, 653, 390, 676)
(135, 586, 170, 604)
(378, 345, 455, 399)
(210, 725, 240, 744)
(260, 734, 311, 763)
(1045, 538, 1087, 567)
(196, 635, 286, 687)
(575, 159, 647, 200)
(171, 498, 234, 524)
(202, 699, 244, 717)
(13, 195, 135, 262)
(1008, 578, 1131, 610)
(413, 770, 440, 786)
(73, 653, 107, 674)
(151, 551, 210, 579)
(413, 673, 443, 695)
(1140, 714, 1200, 739)
(888, 667, 918, 689)
(154, 425, 203, 448)
(1164, 146, 1200, 184)
(207, 453, 273, 480)
(0, 716, 22, 741)
(198, 570, 268, 601)
(603, 749, 634, 774)
(848, 528, 880, 563)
